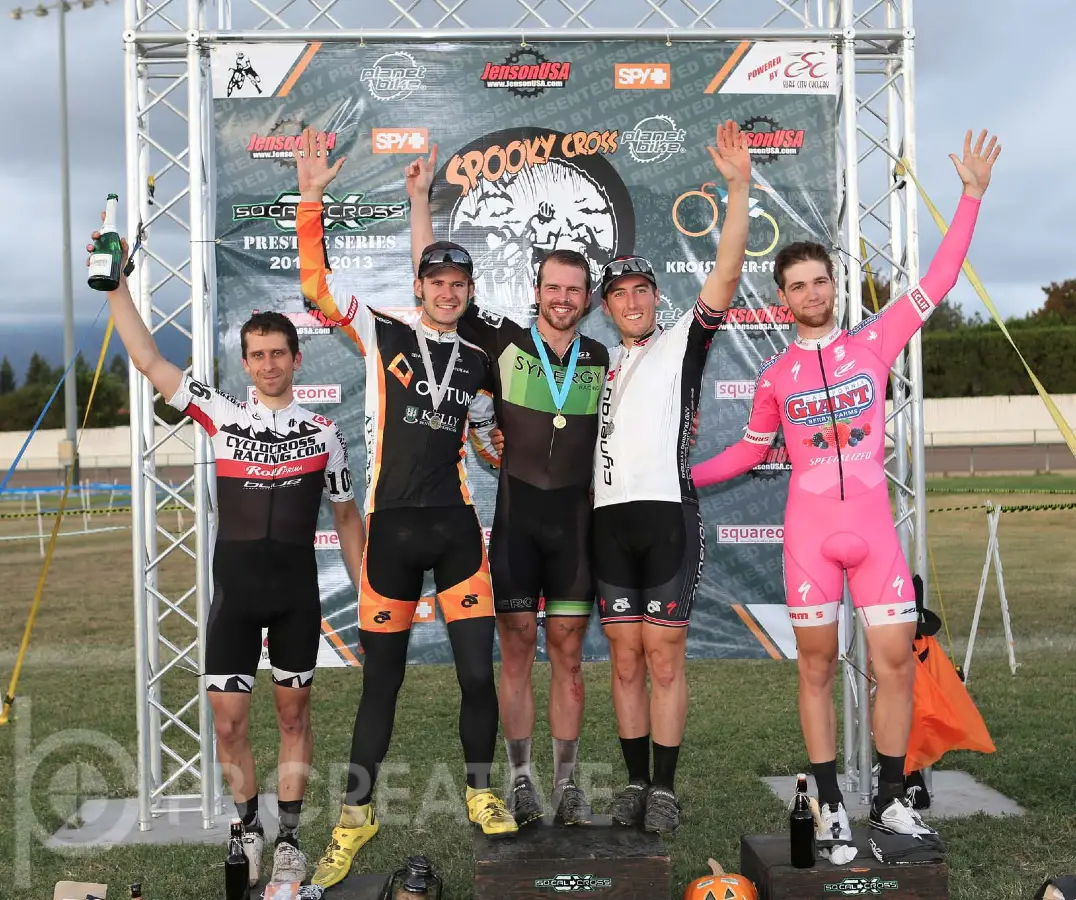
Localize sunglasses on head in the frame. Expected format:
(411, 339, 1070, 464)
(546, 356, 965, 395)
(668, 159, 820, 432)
(420, 247, 473, 274)
(602, 256, 654, 280)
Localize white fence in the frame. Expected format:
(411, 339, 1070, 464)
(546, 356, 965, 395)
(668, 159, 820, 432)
(3, 394, 1076, 472)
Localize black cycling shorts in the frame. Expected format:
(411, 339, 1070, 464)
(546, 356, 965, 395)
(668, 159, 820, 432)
(489, 475, 593, 617)
(593, 500, 705, 628)
(205, 540, 322, 692)
(359, 505, 494, 634)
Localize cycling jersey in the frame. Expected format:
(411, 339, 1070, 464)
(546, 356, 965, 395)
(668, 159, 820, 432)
(693, 194, 981, 622)
(168, 373, 354, 543)
(457, 305, 608, 491)
(297, 202, 499, 515)
(594, 296, 727, 508)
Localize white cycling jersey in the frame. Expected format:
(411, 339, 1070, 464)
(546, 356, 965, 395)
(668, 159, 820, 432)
(593, 296, 726, 508)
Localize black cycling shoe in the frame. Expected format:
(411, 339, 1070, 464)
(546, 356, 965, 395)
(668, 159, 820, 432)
(553, 779, 592, 825)
(610, 781, 649, 827)
(507, 775, 543, 827)
(642, 786, 681, 834)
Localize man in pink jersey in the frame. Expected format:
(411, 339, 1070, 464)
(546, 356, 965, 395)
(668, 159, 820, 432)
(693, 129, 1000, 863)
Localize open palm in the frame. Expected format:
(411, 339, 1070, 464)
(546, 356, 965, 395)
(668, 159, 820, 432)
(708, 120, 752, 186)
(950, 129, 1001, 198)
(294, 126, 345, 197)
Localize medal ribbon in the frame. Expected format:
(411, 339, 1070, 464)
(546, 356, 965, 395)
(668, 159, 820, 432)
(606, 333, 658, 430)
(414, 321, 460, 416)
(531, 323, 580, 416)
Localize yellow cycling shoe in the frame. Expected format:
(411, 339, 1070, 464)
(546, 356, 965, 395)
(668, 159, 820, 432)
(311, 804, 380, 889)
(466, 787, 519, 839)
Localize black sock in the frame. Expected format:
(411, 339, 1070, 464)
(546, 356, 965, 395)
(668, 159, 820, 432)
(620, 735, 651, 785)
(235, 796, 261, 832)
(276, 799, 302, 847)
(651, 742, 680, 791)
(876, 753, 906, 805)
(811, 759, 843, 807)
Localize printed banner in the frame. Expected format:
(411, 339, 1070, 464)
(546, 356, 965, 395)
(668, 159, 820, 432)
(210, 40, 839, 665)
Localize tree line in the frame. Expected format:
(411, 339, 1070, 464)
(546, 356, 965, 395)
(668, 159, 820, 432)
(2, 278, 1074, 431)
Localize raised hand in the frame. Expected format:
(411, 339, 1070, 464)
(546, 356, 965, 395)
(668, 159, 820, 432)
(707, 120, 752, 187)
(294, 126, 346, 199)
(405, 144, 438, 202)
(949, 129, 1001, 199)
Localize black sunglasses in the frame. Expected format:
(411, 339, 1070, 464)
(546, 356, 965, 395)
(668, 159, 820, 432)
(419, 247, 473, 275)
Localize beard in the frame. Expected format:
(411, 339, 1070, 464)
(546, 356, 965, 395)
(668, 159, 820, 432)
(538, 301, 584, 332)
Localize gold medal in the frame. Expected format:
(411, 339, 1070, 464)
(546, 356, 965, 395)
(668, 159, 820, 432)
(553, 414, 567, 430)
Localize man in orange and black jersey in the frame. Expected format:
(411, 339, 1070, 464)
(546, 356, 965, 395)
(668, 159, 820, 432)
(291, 129, 518, 891)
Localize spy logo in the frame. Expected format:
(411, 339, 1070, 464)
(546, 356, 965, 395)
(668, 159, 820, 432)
(892, 576, 905, 598)
(622, 115, 685, 164)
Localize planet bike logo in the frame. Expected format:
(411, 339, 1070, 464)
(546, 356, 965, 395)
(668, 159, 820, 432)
(359, 51, 426, 101)
(717, 525, 784, 544)
(654, 294, 684, 328)
(823, 876, 898, 895)
(532, 873, 612, 892)
(232, 192, 407, 232)
(480, 48, 571, 97)
(446, 131, 619, 197)
(672, 181, 780, 258)
(247, 131, 337, 161)
(621, 115, 685, 164)
(785, 374, 875, 427)
(740, 115, 805, 164)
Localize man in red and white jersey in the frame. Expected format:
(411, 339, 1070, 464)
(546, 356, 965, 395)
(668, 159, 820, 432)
(87, 219, 366, 888)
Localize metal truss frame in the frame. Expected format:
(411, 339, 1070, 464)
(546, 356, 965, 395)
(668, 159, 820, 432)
(124, 0, 921, 829)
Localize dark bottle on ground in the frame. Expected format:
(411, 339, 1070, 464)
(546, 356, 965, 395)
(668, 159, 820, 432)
(790, 773, 816, 868)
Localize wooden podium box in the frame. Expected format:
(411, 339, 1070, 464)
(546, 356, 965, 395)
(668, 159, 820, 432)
(474, 814, 670, 900)
(740, 829, 949, 900)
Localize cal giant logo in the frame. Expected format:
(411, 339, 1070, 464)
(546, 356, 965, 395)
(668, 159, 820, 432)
(233, 192, 407, 231)
(785, 374, 875, 428)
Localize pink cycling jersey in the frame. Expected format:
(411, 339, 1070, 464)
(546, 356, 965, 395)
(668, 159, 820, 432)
(694, 194, 981, 626)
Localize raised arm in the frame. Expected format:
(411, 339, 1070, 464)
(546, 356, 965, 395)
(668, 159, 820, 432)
(86, 217, 182, 402)
(692, 360, 782, 488)
(700, 120, 751, 314)
(867, 129, 1000, 366)
(294, 128, 369, 353)
(406, 144, 438, 276)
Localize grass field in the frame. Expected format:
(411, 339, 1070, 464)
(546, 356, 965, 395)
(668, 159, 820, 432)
(1, 475, 1075, 899)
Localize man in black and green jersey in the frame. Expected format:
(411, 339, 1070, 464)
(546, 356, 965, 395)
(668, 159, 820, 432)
(408, 146, 609, 827)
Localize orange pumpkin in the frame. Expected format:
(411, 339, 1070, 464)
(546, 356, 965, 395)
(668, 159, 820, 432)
(683, 858, 759, 900)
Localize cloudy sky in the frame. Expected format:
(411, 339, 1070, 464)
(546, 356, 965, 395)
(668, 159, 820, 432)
(0, 0, 1070, 373)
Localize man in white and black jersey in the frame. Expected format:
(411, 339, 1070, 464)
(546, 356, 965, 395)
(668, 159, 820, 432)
(86, 218, 366, 888)
(592, 121, 751, 833)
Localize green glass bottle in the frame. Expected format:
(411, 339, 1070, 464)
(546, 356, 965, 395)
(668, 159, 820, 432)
(87, 193, 123, 292)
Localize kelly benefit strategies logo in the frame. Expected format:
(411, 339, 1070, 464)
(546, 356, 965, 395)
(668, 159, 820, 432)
(436, 127, 636, 319)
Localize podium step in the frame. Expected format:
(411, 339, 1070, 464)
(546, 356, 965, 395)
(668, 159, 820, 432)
(474, 814, 670, 900)
(740, 828, 949, 900)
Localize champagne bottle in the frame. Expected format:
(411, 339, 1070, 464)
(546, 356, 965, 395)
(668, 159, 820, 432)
(225, 819, 251, 900)
(789, 773, 815, 868)
(87, 193, 123, 292)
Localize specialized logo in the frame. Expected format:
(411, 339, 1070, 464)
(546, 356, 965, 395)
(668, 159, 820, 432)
(614, 63, 670, 89)
(823, 876, 898, 895)
(622, 115, 685, 164)
(248, 130, 336, 161)
(785, 374, 875, 428)
(740, 115, 805, 163)
(360, 51, 426, 101)
(892, 576, 905, 599)
(372, 127, 428, 155)
(233, 192, 407, 231)
(481, 48, 571, 97)
(439, 126, 635, 320)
